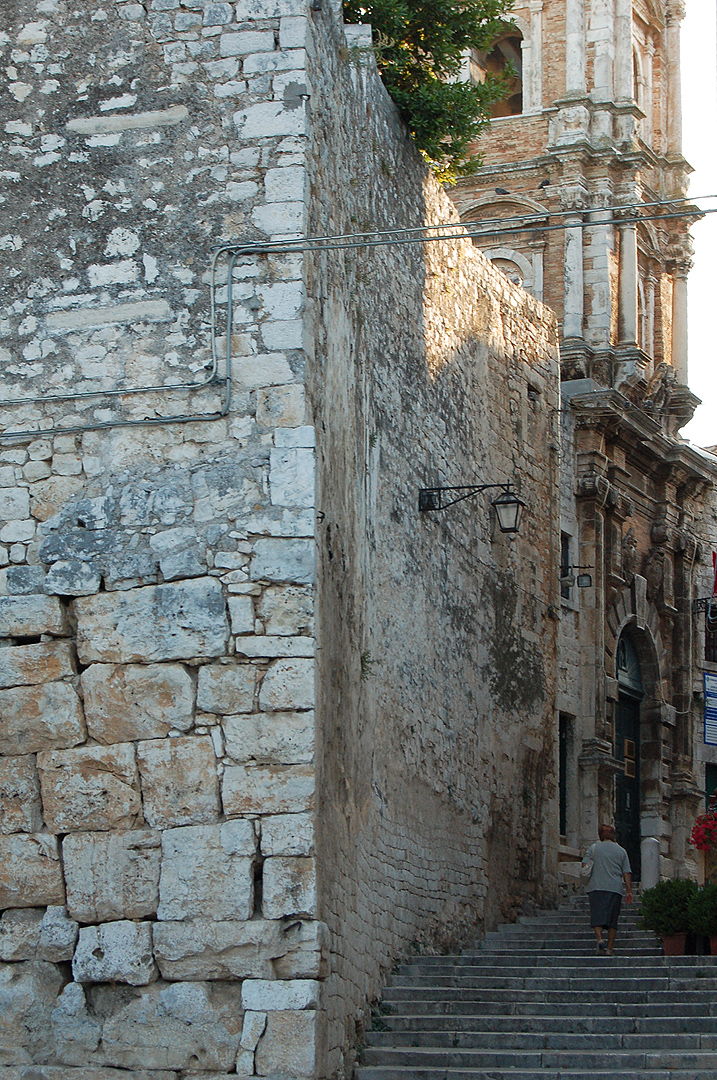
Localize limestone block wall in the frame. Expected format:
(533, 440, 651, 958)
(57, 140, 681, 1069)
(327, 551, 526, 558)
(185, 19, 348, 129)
(305, 11, 562, 1076)
(0, 0, 326, 1075)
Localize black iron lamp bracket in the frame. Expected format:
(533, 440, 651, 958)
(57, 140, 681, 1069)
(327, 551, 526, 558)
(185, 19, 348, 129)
(418, 483, 513, 512)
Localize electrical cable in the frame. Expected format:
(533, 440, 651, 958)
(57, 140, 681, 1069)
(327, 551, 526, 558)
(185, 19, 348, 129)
(1, 197, 714, 441)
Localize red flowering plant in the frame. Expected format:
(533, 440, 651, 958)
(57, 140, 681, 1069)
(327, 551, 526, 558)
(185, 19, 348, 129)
(690, 811, 717, 853)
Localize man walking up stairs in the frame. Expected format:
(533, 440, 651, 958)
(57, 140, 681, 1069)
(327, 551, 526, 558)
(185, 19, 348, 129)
(357, 894, 717, 1078)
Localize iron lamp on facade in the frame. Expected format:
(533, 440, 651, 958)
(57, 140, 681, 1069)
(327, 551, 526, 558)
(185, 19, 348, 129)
(418, 483, 525, 533)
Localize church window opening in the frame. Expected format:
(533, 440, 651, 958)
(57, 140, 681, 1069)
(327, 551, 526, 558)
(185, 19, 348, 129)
(560, 532, 572, 599)
(705, 611, 717, 663)
(558, 714, 572, 838)
(469, 31, 523, 117)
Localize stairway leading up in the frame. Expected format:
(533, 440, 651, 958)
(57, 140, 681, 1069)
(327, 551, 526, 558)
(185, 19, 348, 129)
(357, 894, 717, 1079)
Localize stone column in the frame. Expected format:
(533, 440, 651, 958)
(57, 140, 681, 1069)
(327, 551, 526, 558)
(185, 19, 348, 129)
(523, 1, 543, 113)
(564, 217, 585, 340)
(646, 274, 656, 362)
(672, 261, 690, 384)
(665, 0, 686, 156)
(614, 0, 633, 102)
(643, 39, 655, 145)
(618, 221, 638, 345)
(591, 0, 615, 102)
(565, 0, 586, 95)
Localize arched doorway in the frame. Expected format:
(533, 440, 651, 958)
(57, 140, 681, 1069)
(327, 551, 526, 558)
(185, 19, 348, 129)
(616, 634, 643, 879)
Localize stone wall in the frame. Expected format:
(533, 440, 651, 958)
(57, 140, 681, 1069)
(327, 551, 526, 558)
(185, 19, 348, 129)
(0, 0, 324, 1075)
(305, 11, 562, 1076)
(0, 1, 562, 1077)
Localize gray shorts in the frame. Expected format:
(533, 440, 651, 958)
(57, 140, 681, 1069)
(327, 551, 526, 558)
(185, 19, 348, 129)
(588, 890, 622, 929)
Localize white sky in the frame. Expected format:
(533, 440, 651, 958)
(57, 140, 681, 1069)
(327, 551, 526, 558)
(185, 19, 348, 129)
(679, 0, 717, 449)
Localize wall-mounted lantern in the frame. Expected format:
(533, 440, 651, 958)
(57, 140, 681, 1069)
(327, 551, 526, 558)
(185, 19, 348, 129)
(418, 483, 525, 534)
(560, 565, 593, 588)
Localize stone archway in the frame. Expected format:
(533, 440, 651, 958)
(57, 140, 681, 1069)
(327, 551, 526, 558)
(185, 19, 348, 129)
(608, 583, 669, 882)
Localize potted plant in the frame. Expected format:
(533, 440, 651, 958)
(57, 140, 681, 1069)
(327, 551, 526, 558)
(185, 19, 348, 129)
(689, 809, 717, 883)
(688, 882, 717, 955)
(640, 878, 698, 955)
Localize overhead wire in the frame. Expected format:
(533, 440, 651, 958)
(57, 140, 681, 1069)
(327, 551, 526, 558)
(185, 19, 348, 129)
(1, 195, 715, 441)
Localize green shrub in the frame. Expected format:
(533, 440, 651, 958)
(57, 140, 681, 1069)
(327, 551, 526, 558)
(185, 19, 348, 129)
(688, 882, 717, 938)
(342, 0, 515, 181)
(640, 878, 698, 937)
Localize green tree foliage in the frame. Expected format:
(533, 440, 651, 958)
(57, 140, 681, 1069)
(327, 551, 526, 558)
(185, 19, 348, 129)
(342, 0, 515, 181)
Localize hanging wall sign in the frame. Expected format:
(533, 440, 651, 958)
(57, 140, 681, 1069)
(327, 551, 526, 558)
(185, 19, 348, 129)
(705, 672, 717, 746)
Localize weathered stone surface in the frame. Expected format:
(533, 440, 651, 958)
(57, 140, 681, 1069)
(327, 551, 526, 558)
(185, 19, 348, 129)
(223, 711, 314, 764)
(234, 636, 315, 659)
(73, 922, 157, 986)
(0, 909, 42, 962)
(152, 918, 326, 981)
(63, 830, 161, 923)
(39, 905, 80, 962)
(74, 579, 229, 663)
(0, 595, 68, 637)
(44, 559, 102, 596)
(96, 982, 244, 1071)
(0, 834, 65, 909)
(0, 906, 78, 963)
(157, 821, 255, 921)
(38, 743, 143, 833)
(257, 585, 313, 636)
(227, 595, 254, 635)
(251, 539, 315, 584)
(5, 565, 46, 595)
(262, 857, 316, 918)
(254, 1010, 319, 1077)
(196, 662, 256, 714)
(29, 476, 84, 521)
(0, 681, 85, 756)
(240, 1010, 267, 1051)
(0, 1069, 176, 1080)
(0, 961, 64, 1065)
(0, 641, 74, 689)
(260, 813, 314, 856)
(222, 764, 315, 816)
(241, 979, 319, 1012)
(82, 662, 195, 743)
(137, 736, 220, 829)
(0, 754, 43, 834)
(50, 982, 103, 1066)
(258, 658, 314, 711)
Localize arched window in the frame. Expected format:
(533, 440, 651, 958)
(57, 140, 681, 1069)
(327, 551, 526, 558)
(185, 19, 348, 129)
(468, 31, 524, 117)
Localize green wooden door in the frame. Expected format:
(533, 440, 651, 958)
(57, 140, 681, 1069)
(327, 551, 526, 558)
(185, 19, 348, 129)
(615, 692, 641, 880)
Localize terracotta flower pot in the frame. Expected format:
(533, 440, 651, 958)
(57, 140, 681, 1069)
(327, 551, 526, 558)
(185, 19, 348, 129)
(662, 932, 687, 955)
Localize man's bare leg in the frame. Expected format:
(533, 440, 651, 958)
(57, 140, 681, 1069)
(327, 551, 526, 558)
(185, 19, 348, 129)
(605, 927, 617, 954)
(594, 926, 605, 952)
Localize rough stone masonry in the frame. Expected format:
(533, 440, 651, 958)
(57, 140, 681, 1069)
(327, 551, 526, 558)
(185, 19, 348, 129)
(0, 0, 561, 1076)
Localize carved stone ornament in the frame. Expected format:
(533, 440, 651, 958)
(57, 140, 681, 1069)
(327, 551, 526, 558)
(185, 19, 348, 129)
(639, 363, 677, 420)
(622, 527, 638, 586)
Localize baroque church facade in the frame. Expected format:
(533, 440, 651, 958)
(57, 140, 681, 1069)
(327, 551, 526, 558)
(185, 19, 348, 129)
(450, 0, 717, 883)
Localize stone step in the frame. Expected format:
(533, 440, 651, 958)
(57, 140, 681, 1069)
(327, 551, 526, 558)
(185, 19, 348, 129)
(382, 986, 717, 1004)
(374, 1013, 717, 1034)
(396, 960, 707, 976)
(356, 899, 717, 1080)
(358, 1069, 717, 1079)
(380, 999, 717, 1017)
(360, 1047, 717, 1070)
(366, 1030, 717, 1050)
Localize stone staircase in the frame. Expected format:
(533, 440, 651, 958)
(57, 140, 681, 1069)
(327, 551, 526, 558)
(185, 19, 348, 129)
(356, 894, 717, 1078)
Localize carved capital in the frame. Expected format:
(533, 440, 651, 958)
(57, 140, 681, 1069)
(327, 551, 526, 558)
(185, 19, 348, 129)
(577, 473, 611, 507)
(559, 183, 590, 213)
(666, 0, 687, 26)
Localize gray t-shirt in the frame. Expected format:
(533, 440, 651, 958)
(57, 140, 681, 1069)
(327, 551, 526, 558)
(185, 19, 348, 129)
(583, 839, 631, 894)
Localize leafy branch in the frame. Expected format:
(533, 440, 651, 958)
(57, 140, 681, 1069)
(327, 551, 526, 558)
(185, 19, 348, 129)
(343, 0, 516, 181)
